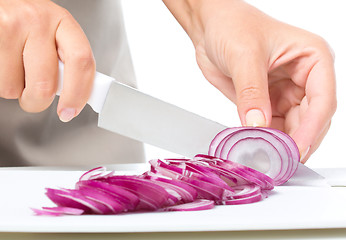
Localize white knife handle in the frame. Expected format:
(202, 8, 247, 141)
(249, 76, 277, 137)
(57, 61, 114, 113)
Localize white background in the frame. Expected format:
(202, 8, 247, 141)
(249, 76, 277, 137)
(121, 0, 346, 168)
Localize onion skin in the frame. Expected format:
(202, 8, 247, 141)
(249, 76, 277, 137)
(33, 127, 299, 216)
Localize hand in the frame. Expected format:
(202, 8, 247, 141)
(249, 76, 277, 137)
(0, 0, 95, 122)
(164, 0, 337, 162)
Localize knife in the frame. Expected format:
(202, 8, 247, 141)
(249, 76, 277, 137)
(57, 61, 226, 158)
(57, 62, 327, 186)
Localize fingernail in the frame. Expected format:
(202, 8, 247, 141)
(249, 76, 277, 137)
(245, 109, 266, 127)
(300, 146, 310, 162)
(59, 108, 76, 122)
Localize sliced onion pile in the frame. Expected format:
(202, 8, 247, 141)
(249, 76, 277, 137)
(32, 127, 300, 216)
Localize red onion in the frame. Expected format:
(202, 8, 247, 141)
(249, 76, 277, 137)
(33, 127, 299, 216)
(162, 199, 215, 211)
(31, 207, 84, 216)
(142, 175, 198, 203)
(76, 180, 139, 211)
(209, 127, 300, 185)
(45, 188, 110, 214)
(222, 193, 263, 205)
(76, 186, 125, 214)
(79, 166, 107, 181)
(100, 176, 170, 210)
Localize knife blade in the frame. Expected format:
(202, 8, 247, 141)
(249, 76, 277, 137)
(283, 163, 329, 187)
(57, 62, 327, 186)
(57, 61, 226, 158)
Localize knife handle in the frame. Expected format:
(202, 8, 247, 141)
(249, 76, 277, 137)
(57, 61, 114, 113)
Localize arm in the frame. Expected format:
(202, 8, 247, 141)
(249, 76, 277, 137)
(163, 0, 337, 162)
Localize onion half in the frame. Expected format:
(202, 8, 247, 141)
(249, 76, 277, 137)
(209, 127, 300, 185)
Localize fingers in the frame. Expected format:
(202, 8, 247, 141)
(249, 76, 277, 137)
(300, 121, 331, 164)
(20, 11, 95, 121)
(0, 10, 25, 99)
(19, 29, 58, 112)
(230, 56, 272, 127)
(0, 2, 94, 122)
(55, 13, 95, 122)
(291, 57, 337, 162)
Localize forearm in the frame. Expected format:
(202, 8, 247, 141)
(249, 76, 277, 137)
(163, 0, 247, 47)
(162, 0, 205, 46)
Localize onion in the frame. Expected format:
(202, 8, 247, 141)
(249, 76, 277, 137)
(162, 199, 215, 211)
(143, 175, 198, 203)
(31, 207, 84, 216)
(149, 159, 233, 200)
(222, 193, 263, 205)
(76, 186, 125, 214)
(45, 188, 110, 214)
(79, 166, 108, 181)
(75, 180, 139, 211)
(208, 127, 299, 185)
(33, 127, 299, 216)
(101, 176, 170, 210)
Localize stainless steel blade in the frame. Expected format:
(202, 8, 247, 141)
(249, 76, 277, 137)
(284, 163, 329, 187)
(98, 81, 227, 158)
(311, 168, 346, 187)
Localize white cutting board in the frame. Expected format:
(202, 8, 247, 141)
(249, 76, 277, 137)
(0, 165, 346, 233)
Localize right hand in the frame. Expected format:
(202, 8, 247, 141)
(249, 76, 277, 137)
(0, 0, 95, 122)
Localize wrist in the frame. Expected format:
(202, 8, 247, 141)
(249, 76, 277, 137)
(163, 0, 243, 47)
(162, 0, 205, 46)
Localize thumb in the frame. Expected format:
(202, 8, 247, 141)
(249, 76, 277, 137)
(232, 59, 272, 127)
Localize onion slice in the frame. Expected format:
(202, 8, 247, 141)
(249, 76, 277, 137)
(103, 176, 170, 210)
(162, 199, 215, 211)
(223, 193, 263, 205)
(76, 180, 139, 211)
(31, 207, 84, 216)
(79, 166, 107, 181)
(45, 188, 109, 214)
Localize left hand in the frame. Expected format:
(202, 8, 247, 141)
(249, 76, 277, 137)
(164, 0, 337, 163)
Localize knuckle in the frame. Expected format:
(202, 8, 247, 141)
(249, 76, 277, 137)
(21, 2, 51, 24)
(59, 8, 74, 20)
(237, 86, 264, 103)
(312, 34, 328, 47)
(310, 35, 335, 60)
(69, 50, 95, 71)
(0, 2, 52, 34)
(0, 12, 21, 34)
(29, 80, 56, 99)
(22, 4, 41, 20)
(19, 2, 61, 32)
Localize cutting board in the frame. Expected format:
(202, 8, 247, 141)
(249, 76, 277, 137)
(0, 164, 345, 233)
